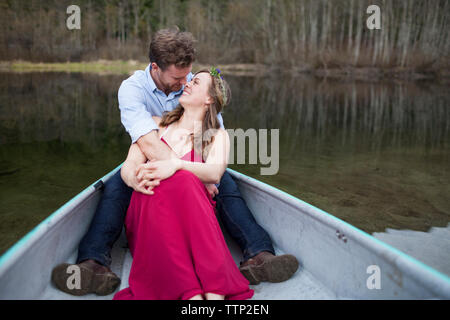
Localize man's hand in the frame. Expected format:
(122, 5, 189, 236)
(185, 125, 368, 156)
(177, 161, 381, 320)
(204, 184, 219, 198)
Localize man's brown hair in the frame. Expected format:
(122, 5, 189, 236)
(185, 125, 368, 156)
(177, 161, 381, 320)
(149, 27, 196, 70)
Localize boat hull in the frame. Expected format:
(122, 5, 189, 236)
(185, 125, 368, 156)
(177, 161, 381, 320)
(0, 166, 449, 299)
(0, 166, 120, 299)
(228, 169, 450, 299)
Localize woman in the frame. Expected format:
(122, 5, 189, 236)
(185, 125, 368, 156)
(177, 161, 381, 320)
(113, 68, 254, 300)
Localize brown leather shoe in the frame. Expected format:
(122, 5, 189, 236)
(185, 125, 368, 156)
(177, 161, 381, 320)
(239, 252, 299, 285)
(51, 259, 121, 296)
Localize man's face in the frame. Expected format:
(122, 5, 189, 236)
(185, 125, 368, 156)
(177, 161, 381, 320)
(153, 63, 192, 93)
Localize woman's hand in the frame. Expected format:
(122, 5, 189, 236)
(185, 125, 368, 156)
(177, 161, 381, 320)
(136, 158, 181, 183)
(204, 184, 219, 198)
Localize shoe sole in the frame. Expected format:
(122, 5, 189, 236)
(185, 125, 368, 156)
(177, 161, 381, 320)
(51, 263, 121, 296)
(240, 254, 299, 285)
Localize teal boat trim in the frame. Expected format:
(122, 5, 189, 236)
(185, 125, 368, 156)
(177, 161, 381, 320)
(1, 165, 448, 298)
(227, 168, 450, 285)
(0, 164, 122, 273)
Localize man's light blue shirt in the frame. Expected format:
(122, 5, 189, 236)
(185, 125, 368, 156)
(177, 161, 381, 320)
(118, 64, 224, 143)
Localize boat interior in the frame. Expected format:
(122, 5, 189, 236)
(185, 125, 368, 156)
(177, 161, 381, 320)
(42, 220, 335, 300)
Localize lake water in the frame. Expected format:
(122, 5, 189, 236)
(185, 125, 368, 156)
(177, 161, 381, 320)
(0, 71, 449, 255)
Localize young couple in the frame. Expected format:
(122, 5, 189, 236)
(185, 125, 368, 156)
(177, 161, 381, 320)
(51, 28, 299, 300)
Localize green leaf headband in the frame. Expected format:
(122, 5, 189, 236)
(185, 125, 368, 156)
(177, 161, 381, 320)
(210, 66, 223, 79)
(210, 66, 228, 105)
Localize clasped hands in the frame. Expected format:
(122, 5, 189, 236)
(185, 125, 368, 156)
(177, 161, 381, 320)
(132, 159, 219, 198)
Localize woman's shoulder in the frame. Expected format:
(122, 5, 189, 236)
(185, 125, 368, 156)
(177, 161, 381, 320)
(210, 128, 230, 145)
(213, 128, 228, 137)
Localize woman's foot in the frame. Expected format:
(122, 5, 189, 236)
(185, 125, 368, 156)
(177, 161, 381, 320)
(189, 294, 204, 300)
(205, 293, 224, 300)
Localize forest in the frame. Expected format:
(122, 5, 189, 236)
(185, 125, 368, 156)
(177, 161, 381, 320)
(0, 0, 449, 73)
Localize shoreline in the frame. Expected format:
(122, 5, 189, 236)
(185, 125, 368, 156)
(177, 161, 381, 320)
(0, 60, 448, 81)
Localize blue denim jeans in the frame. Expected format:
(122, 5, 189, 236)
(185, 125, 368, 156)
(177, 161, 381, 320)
(77, 169, 274, 266)
(77, 170, 132, 266)
(215, 171, 274, 260)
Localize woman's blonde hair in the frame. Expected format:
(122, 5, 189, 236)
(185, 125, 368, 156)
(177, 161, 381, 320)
(160, 69, 231, 160)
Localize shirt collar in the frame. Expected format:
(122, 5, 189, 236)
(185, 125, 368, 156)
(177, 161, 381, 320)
(145, 64, 158, 94)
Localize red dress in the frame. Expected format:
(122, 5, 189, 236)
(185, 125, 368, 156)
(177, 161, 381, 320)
(113, 138, 254, 300)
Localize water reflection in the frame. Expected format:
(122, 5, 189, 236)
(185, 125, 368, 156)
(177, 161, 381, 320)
(0, 72, 131, 254)
(226, 75, 449, 236)
(0, 72, 128, 146)
(0, 72, 449, 254)
(225, 76, 448, 155)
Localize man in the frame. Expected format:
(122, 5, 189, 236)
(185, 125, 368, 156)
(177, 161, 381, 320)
(51, 28, 299, 296)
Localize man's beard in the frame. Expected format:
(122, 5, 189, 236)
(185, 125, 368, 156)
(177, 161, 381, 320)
(170, 84, 182, 92)
(161, 80, 182, 94)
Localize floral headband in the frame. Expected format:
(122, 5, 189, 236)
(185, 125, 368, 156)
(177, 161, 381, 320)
(210, 66, 228, 105)
(210, 66, 223, 79)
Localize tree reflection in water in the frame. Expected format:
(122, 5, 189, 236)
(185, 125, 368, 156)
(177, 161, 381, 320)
(0, 72, 449, 255)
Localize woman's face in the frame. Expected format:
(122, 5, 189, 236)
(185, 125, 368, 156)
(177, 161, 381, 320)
(179, 72, 212, 108)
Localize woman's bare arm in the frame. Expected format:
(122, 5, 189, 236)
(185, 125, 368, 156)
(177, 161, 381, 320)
(121, 143, 159, 194)
(175, 129, 230, 184)
(135, 129, 230, 185)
